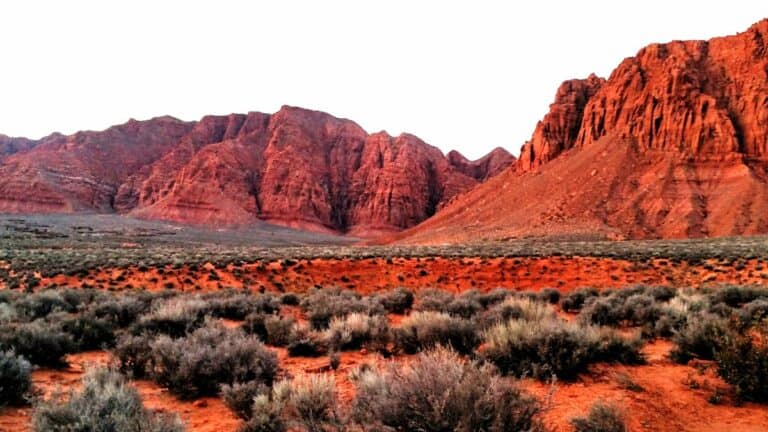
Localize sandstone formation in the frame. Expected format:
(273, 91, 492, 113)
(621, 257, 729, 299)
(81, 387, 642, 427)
(394, 19, 768, 244)
(447, 148, 515, 180)
(0, 106, 500, 235)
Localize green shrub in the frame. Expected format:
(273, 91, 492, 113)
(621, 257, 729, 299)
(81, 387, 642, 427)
(481, 318, 643, 380)
(393, 311, 478, 355)
(0, 350, 32, 406)
(32, 367, 183, 432)
(351, 346, 544, 432)
(571, 401, 626, 432)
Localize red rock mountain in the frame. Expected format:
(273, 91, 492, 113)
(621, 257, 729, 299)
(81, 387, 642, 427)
(394, 19, 768, 244)
(0, 106, 508, 236)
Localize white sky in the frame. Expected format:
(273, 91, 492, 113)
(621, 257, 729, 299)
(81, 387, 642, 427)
(0, 1, 765, 159)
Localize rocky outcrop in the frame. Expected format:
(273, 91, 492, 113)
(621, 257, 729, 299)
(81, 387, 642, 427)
(393, 19, 768, 244)
(0, 135, 39, 161)
(0, 106, 502, 235)
(517, 74, 604, 171)
(447, 147, 516, 180)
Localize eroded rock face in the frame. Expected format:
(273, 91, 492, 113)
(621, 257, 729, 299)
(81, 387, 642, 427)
(393, 19, 768, 244)
(519, 19, 768, 170)
(447, 148, 516, 180)
(517, 74, 604, 171)
(0, 106, 497, 235)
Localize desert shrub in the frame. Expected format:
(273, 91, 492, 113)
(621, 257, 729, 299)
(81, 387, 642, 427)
(221, 380, 269, 420)
(351, 346, 544, 432)
(286, 323, 327, 358)
(13, 289, 73, 320)
(539, 288, 561, 304)
(130, 297, 209, 337)
(480, 297, 556, 329)
(324, 313, 389, 351)
(476, 288, 513, 308)
(738, 299, 768, 328)
(89, 296, 149, 328)
(0, 350, 32, 406)
(0, 320, 75, 367)
(670, 313, 729, 363)
(561, 287, 599, 312)
(283, 374, 341, 432)
(240, 375, 341, 432)
(149, 322, 278, 398)
(646, 286, 676, 302)
(113, 334, 155, 377)
(392, 311, 478, 355)
(241, 313, 269, 341)
(281, 293, 300, 306)
(202, 291, 281, 320)
(710, 285, 768, 308)
(481, 318, 643, 380)
(302, 288, 384, 330)
(32, 367, 183, 432)
(416, 289, 483, 318)
(715, 327, 768, 402)
(58, 313, 117, 350)
(571, 401, 626, 432)
(0, 303, 17, 324)
(376, 287, 414, 314)
(264, 316, 295, 346)
(580, 294, 661, 329)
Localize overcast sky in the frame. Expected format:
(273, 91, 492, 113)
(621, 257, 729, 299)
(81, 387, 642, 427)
(0, 1, 765, 159)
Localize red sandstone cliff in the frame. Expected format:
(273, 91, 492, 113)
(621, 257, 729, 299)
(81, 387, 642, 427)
(394, 19, 768, 244)
(0, 107, 498, 235)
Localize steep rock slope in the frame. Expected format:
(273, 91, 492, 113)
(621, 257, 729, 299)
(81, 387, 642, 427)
(394, 19, 768, 243)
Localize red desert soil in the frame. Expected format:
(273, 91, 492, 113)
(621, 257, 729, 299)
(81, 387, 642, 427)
(3, 342, 766, 431)
(37, 256, 768, 294)
(0, 347, 383, 432)
(524, 340, 768, 432)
